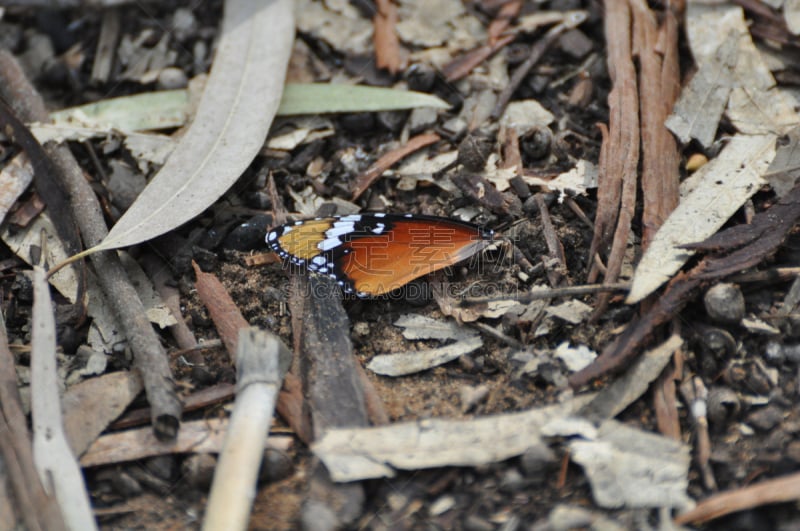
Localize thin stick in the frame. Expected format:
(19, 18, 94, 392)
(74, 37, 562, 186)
(460, 282, 630, 305)
(491, 12, 587, 119)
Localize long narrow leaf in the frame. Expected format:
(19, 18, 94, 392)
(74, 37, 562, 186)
(39, 84, 448, 137)
(85, 0, 293, 253)
(31, 266, 98, 530)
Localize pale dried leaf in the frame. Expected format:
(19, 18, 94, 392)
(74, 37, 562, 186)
(545, 300, 593, 324)
(89, 0, 294, 252)
(486, 157, 596, 198)
(787, 0, 800, 35)
(367, 336, 483, 376)
(765, 126, 800, 197)
(499, 100, 555, 132)
(295, 0, 372, 54)
(0, 154, 34, 224)
(554, 342, 596, 372)
(627, 134, 776, 303)
(569, 420, 693, 511)
(394, 314, 478, 341)
(579, 335, 683, 419)
(686, 5, 800, 136)
(312, 395, 593, 482)
(62, 371, 143, 457)
(665, 35, 737, 148)
(395, 0, 485, 49)
(2, 213, 79, 302)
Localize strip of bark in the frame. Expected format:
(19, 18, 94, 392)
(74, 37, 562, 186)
(0, 50, 181, 440)
(674, 471, 800, 525)
(193, 262, 248, 360)
(632, 0, 681, 250)
(351, 132, 440, 200)
(587, 0, 640, 320)
(442, 34, 515, 82)
(0, 319, 66, 531)
(488, 0, 522, 44)
(373, 0, 403, 73)
(289, 274, 370, 526)
(571, 181, 800, 387)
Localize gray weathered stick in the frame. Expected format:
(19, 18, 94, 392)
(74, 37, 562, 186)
(0, 50, 182, 439)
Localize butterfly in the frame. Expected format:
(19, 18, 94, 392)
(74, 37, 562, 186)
(266, 213, 494, 297)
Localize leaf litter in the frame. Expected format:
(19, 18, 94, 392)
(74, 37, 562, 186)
(5, 0, 800, 528)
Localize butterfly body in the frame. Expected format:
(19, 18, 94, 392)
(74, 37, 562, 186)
(266, 213, 493, 297)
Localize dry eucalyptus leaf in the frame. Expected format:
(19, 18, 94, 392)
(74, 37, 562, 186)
(367, 336, 483, 377)
(2, 213, 79, 302)
(627, 134, 776, 303)
(87, 0, 293, 253)
(765, 126, 800, 197)
(665, 34, 737, 148)
(62, 371, 143, 457)
(686, 5, 799, 136)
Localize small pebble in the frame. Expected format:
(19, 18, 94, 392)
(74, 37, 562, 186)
(406, 63, 436, 92)
(499, 467, 526, 493)
(300, 500, 339, 531)
(182, 453, 217, 489)
(407, 106, 438, 134)
(704, 283, 745, 324)
(258, 447, 294, 483)
(157, 66, 188, 90)
(706, 387, 741, 429)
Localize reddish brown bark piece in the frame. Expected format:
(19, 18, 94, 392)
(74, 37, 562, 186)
(488, 0, 521, 44)
(442, 34, 515, 82)
(571, 182, 800, 387)
(587, 0, 640, 317)
(351, 132, 440, 200)
(193, 262, 249, 361)
(690, 181, 800, 279)
(674, 471, 800, 525)
(373, 0, 404, 74)
(633, 0, 681, 250)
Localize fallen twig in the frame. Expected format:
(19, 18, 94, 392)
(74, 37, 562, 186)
(0, 49, 181, 440)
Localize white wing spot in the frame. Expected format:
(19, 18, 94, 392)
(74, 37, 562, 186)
(320, 237, 343, 251)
